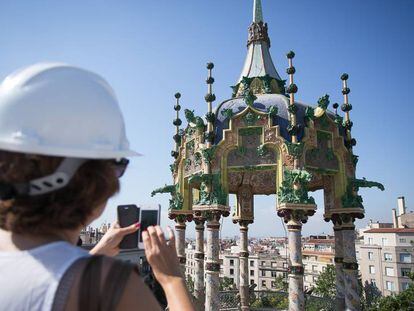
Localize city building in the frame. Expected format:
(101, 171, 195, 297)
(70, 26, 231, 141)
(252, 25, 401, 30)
(357, 197, 414, 296)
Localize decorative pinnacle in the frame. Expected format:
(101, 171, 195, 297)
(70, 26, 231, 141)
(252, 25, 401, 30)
(253, 0, 264, 23)
(207, 62, 214, 70)
(333, 103, 339, 114)
(287, 51, 295, 59)
(341, 73, 349, 81)
(174, 92, 181, 99)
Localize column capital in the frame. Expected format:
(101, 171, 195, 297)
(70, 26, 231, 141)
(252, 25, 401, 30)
(233, 219, 253, 229)
(278, 204, 316, 224)
(170, 212, 193, 224)
(194, 217, 206, 228)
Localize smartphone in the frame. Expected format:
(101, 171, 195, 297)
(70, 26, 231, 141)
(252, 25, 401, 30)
(117, 204, 140, 249)
(138, 205, 161, 249)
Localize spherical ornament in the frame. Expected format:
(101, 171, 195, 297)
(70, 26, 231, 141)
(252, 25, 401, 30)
(205, 112, 215, 122)
(286, 66, 296, 75)
(173, 134, 181, 142)
(206, 62, 214, 70)
(174, 92, 181, 99)
(341, 103, 353, 112)
(171, 151, 179, 158)
(351, 138, 357, 146)
(174, 104, 181, 111)
(341, 73, 349, 81)
(333, 103, 339, 109)
(206, 77, 215, 84)
(286, 50, 295, 59)
(205, 93, 216, 102)
(173, 118, 182, 126)
(286, 84, 298, 94)
(342, 87, 350, 95)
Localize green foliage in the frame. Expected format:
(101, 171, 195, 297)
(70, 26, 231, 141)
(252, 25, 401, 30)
(219, 277, 235, 291)
(274, 275, 288, 291)
(313, 265, 336, 299)
(185, 275, 194, 294)
(250, 293, 288, 309)
(371, 273, 414, 311)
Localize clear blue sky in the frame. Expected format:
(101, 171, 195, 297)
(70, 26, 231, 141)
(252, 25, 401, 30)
(0, 0, 413, 237)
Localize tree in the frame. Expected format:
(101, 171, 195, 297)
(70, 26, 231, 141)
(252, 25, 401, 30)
(313, 264, 336, 299)
(373, 273, 414, 311)
(219, 276, 235, 291)
(274, 275, 288, 292)
(362, 281, 381, 309)
(185, 275, 194, 294)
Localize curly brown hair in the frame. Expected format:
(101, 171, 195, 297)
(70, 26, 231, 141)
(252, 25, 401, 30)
(0, 150, 119, 234)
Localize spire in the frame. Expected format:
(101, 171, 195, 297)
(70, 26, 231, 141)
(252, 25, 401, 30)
(234, 0, 284, 97)
(253, 0, 264, 23)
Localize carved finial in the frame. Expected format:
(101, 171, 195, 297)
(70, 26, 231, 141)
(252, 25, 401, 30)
(340, 74, 355, 151)
(172, 93, 182, 158)
(253, 0, 264, 23)
(205, 62, 216, 147)
(286, 50, 299, 146)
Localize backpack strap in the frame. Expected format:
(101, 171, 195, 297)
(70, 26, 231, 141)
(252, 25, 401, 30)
(101, 260, 138, 311)
(79, 255, 104, 311)
(52, 257, 89, 311)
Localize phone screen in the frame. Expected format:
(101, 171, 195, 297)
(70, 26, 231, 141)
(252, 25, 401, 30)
(139, 210, 159, 242)
(117, 204, 140, 249)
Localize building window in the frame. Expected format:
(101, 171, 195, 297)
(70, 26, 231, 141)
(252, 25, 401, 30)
(385, 281, 395, 291)
(250, 260, 254, 267)
(230, 269, 234, 275)
(261, 261, 265, 266)
(384, 253, 392, 261)
(381, 238, 388, 246)
(261, 270, 266, 277)
(385, 267, 394, 277)
(322, 266, 326, 272)
(313, 276, 317, 282)
(401, 268, 411, 277)
(230, 259, 234, 266)
(370, 279, 376, 286)
(402, 282, 410, 290)
(271, 281, 276, 288)
(399, 238, 407, 243)
(271, 271, 277, 277)
(283, 262, 288, 268)
(271, 262, 277, 268)
(400, 253, 411, 263)
(261, 280, 266, 287)
(368, 252, 374, 260)
(312, 265, 317, 272)
(250, 270, 254, 276)
(250, 280, 254, 285)
(368, 238, 373, 245)
(369, 266, 375, 274)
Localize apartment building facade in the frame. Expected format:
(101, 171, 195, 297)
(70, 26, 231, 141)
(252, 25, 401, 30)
(357, 228, 414, 295)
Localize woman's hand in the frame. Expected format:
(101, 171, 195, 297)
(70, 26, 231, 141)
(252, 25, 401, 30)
(142, 226, 194, 311)
(142, 226, 182, 287)
(90, 221, 139, 256)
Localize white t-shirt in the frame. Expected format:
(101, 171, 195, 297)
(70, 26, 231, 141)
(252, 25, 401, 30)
(0, 241, 89, 311)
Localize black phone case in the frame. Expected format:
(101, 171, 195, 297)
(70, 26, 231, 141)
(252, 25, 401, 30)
(117, 205, 140, 249)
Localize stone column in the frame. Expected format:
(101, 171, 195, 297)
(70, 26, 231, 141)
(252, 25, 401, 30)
(287, 217, 305, 311)
(194, 218, 206, 305)
(342, 216, 360, 311)
(333, 220, 346, 310)
(205, 212, 221, 311)
(175, 218, 187, 273)
(239, 221, 250, 311)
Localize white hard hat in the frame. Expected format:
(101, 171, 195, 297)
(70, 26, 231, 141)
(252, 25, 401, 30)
(0, 62, 139, 159)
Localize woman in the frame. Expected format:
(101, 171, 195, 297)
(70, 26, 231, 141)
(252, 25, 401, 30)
(0, 63, 194, 311)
